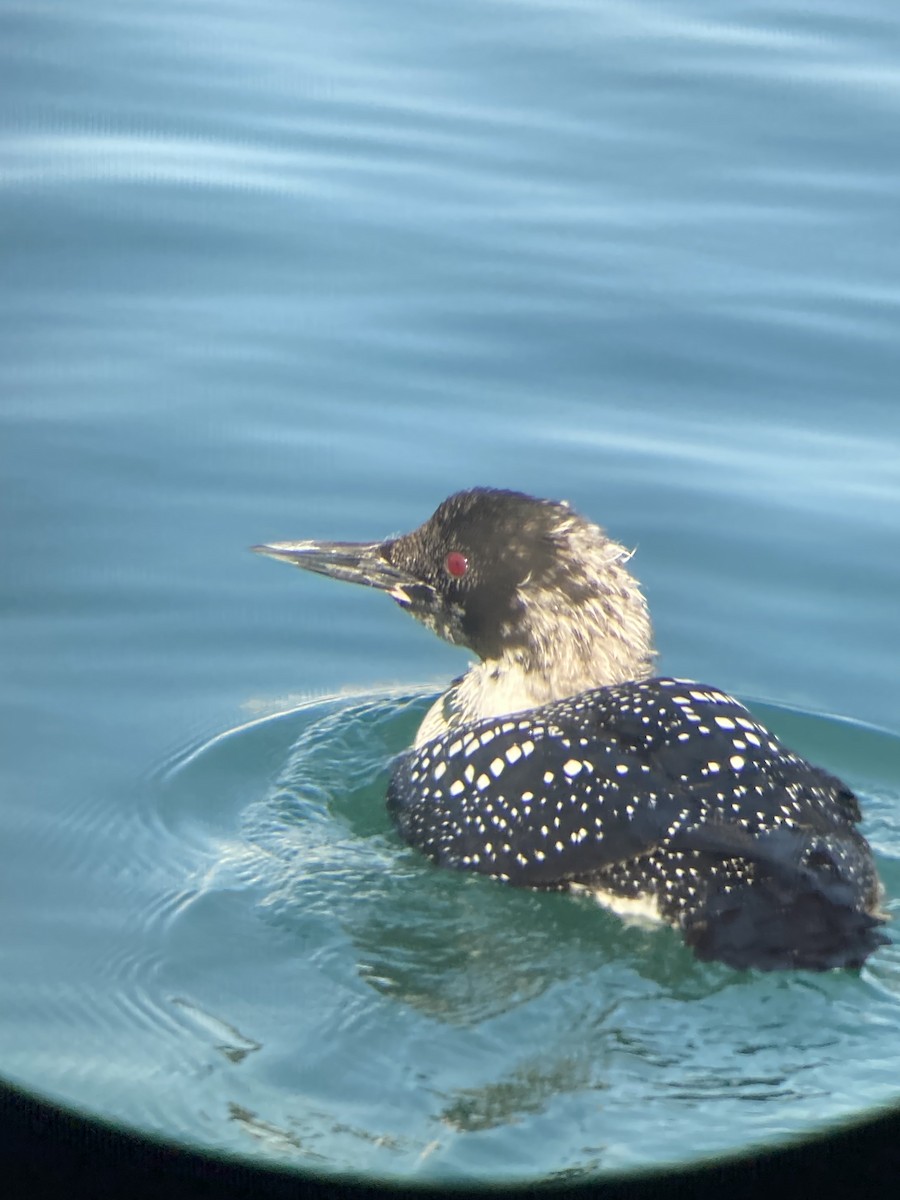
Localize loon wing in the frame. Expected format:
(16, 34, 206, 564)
(386, 678, 885, 968)
(387, 678, 865, 885)
(388, 694, 679, 884)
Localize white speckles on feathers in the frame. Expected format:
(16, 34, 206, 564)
(386, 676, 884, 969)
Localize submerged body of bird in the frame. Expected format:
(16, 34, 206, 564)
(254, 488, 886, 971)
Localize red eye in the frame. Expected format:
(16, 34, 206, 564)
(445, 551, 469, 578)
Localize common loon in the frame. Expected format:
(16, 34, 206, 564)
(254, 488, 886, 971)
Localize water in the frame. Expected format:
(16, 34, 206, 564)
(1, 0, 899, 1185)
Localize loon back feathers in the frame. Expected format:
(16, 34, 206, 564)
(388, 679, 885, 971)
(254, 487, 887, 971)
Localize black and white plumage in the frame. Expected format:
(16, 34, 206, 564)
(254, 488, 887, 971)
(388, 679, 884, 970)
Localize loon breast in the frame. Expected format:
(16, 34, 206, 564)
(387, 677, 886, 971)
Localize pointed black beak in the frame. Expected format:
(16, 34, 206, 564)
(251, 538, 422, 599)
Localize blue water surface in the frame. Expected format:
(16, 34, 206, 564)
(2, 0, 900, 1185)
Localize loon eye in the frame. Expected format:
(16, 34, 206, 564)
(445, 551, 469, 579)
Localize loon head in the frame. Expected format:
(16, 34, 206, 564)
(254, 489, 655, 710)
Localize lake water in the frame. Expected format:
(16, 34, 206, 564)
(2, 0, 899, 1187)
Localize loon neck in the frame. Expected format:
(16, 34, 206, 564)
(412, 531, 655, 748)
(414, 600, 655, 748)
(414, 656, 653, 748)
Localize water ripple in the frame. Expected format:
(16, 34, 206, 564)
(1, 684, 899, 1180)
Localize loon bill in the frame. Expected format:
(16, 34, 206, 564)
(254, 487, 887, 971)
